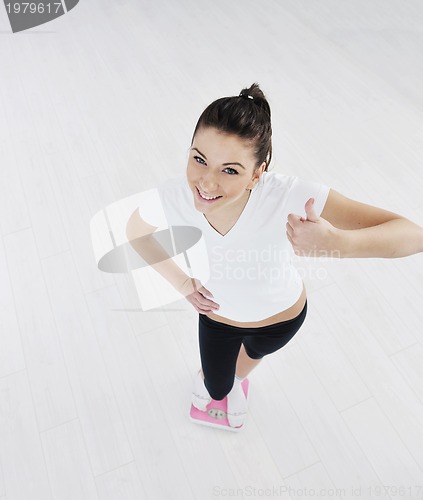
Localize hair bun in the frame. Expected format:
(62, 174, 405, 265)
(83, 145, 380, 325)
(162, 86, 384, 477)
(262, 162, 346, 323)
(239, 91, 254, 101)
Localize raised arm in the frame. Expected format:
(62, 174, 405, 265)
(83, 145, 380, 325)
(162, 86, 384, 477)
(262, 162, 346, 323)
(286, 189, 423, 259)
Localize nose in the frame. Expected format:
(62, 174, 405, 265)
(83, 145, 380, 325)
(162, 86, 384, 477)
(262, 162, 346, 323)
(199, 172, 219, 193)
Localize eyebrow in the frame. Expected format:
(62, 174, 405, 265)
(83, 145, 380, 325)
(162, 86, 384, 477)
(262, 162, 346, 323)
(191, 147, 246, 170)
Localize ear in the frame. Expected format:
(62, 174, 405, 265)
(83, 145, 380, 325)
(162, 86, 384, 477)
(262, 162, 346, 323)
(249, 161, 266, 188)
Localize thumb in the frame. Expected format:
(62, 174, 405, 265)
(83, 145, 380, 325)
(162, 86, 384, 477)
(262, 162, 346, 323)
(304, 198, 319, 222)
(200, 286, 214, 298)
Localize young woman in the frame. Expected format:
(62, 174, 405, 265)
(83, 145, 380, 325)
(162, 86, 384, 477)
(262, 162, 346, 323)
(127, 83, 423, 429)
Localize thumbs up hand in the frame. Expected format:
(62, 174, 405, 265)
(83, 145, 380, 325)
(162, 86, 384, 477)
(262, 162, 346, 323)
(286, 198, 339, 257)
(303, 197, 320, 222)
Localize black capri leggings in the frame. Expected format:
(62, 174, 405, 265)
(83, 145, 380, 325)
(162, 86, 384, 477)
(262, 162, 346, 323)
(198, 300, 307, 401)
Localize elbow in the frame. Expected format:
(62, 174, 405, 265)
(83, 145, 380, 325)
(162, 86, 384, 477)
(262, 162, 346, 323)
(411, 221, 423, 254)
(392, 217, 423, 256)
(126, 224, 133, 244)
(126, 208, 141, 242)
(126, 226, 154, 246)
(126, 225, 140, 246)
(400, 221, 423, 257)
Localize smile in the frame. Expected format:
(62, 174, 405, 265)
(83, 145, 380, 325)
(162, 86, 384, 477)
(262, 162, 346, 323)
(196, 186, 222, 203)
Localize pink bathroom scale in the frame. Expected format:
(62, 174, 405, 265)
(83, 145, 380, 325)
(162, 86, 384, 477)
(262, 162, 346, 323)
(189, 378, 250, 432)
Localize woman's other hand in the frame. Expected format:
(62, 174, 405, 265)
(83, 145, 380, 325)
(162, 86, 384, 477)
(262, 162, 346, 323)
(178, 277, 220, 314)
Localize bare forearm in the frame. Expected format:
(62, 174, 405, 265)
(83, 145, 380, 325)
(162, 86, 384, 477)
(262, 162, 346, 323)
(127, 234, 190, 290)
(335, 218, 423, 258)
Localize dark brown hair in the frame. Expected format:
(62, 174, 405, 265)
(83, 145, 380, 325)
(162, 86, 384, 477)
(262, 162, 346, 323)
(190, 83, 272, 171)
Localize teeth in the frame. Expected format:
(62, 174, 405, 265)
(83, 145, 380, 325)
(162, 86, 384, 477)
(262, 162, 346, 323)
(198, 188, 220, 200)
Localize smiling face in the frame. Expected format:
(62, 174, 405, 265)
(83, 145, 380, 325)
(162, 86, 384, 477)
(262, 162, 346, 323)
(186, 127, 266, 216)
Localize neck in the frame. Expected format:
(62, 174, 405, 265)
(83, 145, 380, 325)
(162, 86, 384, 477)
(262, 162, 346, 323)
(204, 189, 251, 221)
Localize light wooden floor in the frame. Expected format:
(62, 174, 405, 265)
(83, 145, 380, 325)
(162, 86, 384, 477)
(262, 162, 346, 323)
(1, 1, 423, 499)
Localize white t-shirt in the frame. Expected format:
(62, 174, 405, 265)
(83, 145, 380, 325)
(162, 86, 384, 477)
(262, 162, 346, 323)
(155, 170, 330, 322)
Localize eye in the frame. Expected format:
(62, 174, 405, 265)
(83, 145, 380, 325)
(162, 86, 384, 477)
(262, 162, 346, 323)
(193, 155, 206, 165)
(193, 156, 238, 175)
